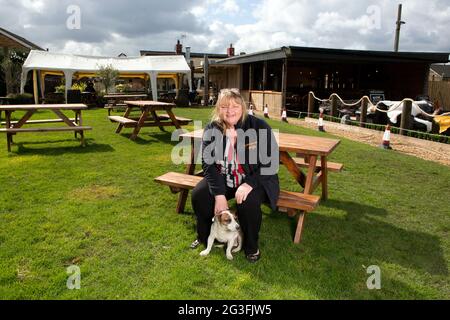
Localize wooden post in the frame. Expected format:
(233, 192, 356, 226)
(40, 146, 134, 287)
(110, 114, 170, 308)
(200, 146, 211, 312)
(203, 55, 209, 106)
(423, 64, 430, 96)
(262, 61, 267, 108)
(307, 92, 314, 117)
(400, 100, 412, 135)
(262, 61, 267, 91)
(281, 59, 287, 110)
(330, 94, 338, 118)
(360, 96, 368, 127)
(249, 64, 253, 90)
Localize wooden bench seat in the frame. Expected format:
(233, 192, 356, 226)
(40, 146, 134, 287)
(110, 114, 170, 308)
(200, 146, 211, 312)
(293, 157, 343, 172)
(108, 116, 138, 127)
(154, 171, 320, 243)
(1, 118, 76, 125)
(0, 126, 92, 133)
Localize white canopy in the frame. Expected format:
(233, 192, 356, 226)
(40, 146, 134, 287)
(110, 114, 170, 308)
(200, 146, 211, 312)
(21, 50, 192, 102)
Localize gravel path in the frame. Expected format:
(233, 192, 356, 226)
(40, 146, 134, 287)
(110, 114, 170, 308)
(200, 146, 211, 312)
(262, 112, 450, 167)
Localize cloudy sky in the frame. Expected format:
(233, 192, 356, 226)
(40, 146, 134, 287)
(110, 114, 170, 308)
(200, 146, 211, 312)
(1, 0, 450, 56)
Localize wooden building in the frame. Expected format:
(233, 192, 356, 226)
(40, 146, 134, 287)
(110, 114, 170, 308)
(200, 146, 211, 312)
(211, 46, 449, 114)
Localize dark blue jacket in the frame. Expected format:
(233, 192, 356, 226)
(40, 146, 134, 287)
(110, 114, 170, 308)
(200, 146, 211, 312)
(201, 115, 280, 210)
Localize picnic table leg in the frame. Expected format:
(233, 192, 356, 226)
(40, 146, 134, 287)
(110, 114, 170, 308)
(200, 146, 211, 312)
(294, 212, 305, 244)
(74, 111, 79, 138)
(77, 110, 85, 147)
(166, 107, 182, 129)
(321, 156, 328, 200)
(176, 139, 196, 213)
(279, 151, 306, 188)
(130, 108, 149, 140)
(150, 110, 166, 132)
(5, 111, 12, 152)
(303, 155, 317, 194)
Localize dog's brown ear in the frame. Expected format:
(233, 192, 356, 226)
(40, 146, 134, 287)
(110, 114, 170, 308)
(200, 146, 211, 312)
(214, 212, 223, 223)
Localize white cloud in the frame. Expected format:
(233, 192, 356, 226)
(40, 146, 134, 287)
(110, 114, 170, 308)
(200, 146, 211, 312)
(0, 0, 449, 57)
(221, 0, 240, 13)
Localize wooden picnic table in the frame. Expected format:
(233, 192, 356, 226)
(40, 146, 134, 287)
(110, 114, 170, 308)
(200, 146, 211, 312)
(0, 103, 92, 152)
(103, 94, 148, 115)
(176, 129, 341, 213)
(108, 100, 192, 140)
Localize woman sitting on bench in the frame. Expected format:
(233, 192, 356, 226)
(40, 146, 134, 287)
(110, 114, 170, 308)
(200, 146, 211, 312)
(190, 88, 280, 263)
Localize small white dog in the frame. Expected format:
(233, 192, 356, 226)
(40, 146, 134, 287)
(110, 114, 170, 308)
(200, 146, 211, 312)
(200, 210, 243, 260)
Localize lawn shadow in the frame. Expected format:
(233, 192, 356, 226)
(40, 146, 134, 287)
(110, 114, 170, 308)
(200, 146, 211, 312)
(318, 199, 448, 276)
(13, 139, 115, 155)
(228, 198, 448, 299)
(120, 130, 181, 146)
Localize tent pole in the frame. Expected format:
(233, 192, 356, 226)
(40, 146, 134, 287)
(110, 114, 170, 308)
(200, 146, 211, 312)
(39, 71, 46, 100)
(187, 71, 192, 92)
(33, 70, 39, 104)
(150, 72, 158, 101)
(20, 69, 28, 94)
(64, 71, 73, 103)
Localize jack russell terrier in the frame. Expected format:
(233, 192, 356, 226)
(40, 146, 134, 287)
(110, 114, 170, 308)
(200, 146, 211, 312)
(200, 209, 243, 260)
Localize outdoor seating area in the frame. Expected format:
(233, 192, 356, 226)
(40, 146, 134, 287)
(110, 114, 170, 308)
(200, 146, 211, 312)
(108, 100, 193, 140)
(155, 130, 342, 243)
(0, 106, 448, 300)
(0, 3, 449, 302)
(0, 103, 92, 151)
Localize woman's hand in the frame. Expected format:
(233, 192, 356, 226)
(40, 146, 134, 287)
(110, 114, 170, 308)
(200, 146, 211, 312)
(235, 183, 253, 204)
(214, 195, 229, 215)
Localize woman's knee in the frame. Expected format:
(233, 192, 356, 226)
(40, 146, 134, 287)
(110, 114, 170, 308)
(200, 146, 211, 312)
(237, 188, 265, 210)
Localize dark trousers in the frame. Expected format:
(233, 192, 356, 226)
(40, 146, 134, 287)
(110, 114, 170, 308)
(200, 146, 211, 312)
(191, 178, 267, 255)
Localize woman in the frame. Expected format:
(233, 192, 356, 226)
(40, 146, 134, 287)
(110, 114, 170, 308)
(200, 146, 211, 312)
(191, 88, 280, 263)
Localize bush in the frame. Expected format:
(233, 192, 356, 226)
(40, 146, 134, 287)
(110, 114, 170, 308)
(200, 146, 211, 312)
(55, 84, 65, 93)
(71, 82, 87, 92)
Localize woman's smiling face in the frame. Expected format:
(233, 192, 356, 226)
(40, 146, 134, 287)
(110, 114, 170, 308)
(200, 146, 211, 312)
(219, 98, 243, 127)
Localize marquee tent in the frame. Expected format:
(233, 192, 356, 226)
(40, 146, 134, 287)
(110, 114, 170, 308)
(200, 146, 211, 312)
(20, 50, 192, 103)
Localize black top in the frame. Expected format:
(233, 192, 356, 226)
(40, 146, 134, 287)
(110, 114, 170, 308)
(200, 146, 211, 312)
(201, 115, 280, 210)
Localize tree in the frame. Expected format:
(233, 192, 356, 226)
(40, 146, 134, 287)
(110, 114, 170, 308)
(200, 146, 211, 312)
(1, 48, 27, 94)
(96, 64, 119, 94)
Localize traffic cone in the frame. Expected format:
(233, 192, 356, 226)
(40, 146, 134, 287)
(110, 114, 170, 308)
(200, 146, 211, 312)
(281, 108, 288, 122)
(318, 110, 325, 132)
(380, 124, 392, 149)
(264, 104, 269, 118)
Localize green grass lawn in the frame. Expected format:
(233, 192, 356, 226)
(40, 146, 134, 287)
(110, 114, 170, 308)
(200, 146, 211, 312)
(0, 107, 449, 299)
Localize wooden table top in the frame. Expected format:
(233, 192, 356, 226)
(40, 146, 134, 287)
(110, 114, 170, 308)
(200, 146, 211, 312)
(180, 129, 340, 156)
(124, 100, 176, 107)
(0, 104, 88, 111)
